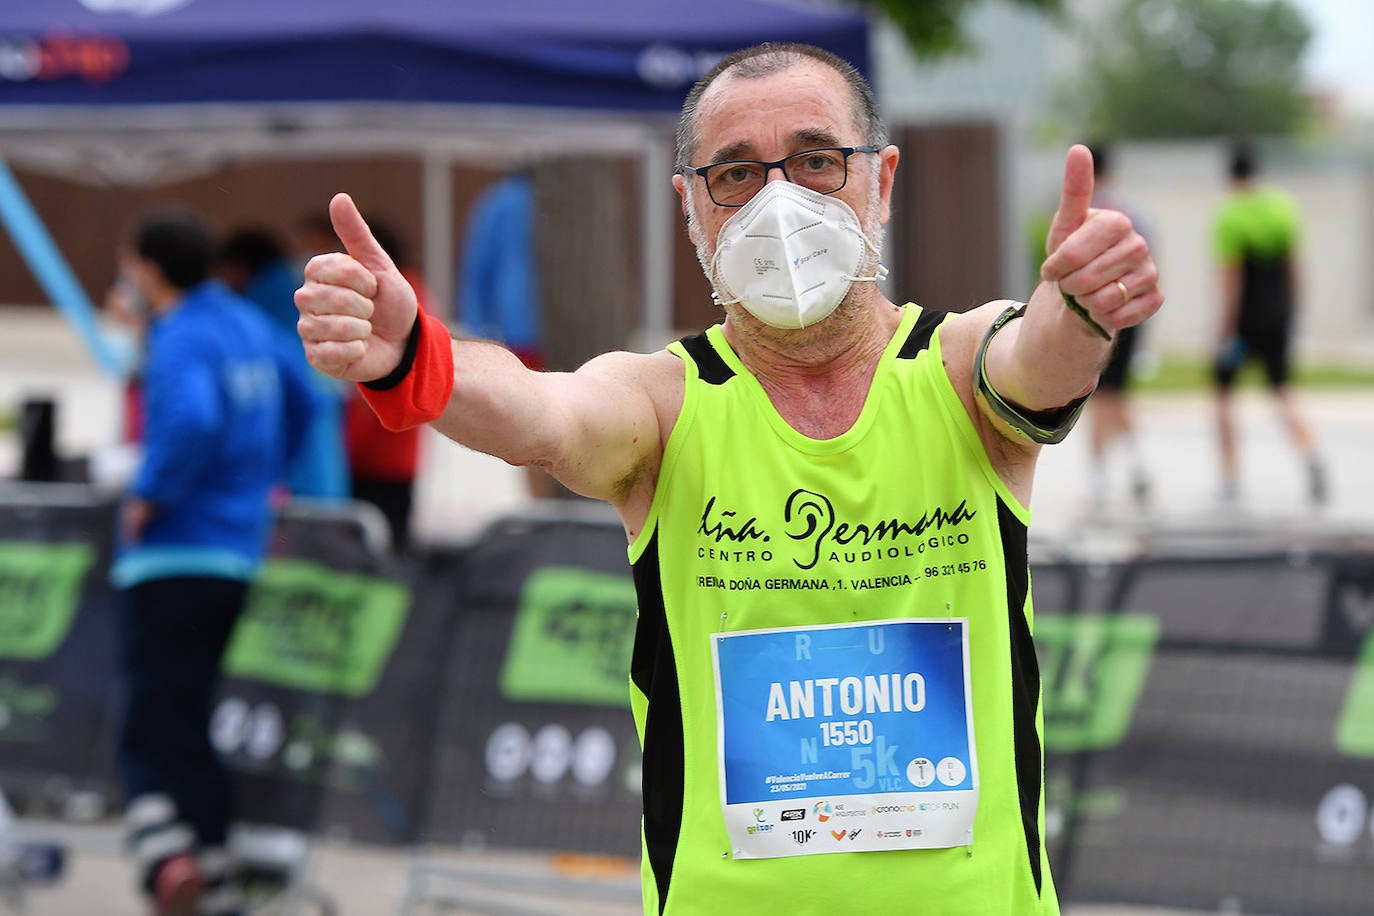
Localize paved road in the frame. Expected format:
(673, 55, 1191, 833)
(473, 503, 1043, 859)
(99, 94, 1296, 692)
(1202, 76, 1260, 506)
(412, 386, 1374, 549)
(4, 308, 1372, 548)
(10, 819, 1245, 916)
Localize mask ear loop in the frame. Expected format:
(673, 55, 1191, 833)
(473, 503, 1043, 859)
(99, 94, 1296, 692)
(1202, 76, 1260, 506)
(840, 226, 889, 284)
(708, 248, 741, 307)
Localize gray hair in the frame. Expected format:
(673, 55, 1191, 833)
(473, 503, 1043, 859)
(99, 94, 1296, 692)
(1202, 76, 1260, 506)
(674, 42, 888, 174)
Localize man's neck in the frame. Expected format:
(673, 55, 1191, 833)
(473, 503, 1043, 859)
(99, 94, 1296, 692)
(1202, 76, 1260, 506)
(149, 285, 189, 317)
(724, 289, 901, 365)
(721, 292, 905, 439)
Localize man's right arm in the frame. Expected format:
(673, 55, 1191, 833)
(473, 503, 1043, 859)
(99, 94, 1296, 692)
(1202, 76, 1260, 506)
(432, 341, 672, 503)
(134, 328, 221, 508)
(295, 193, 669, 508)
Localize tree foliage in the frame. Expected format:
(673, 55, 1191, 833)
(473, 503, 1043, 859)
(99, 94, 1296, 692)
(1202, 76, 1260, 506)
(1065, 0, 1313, 138)
(856, 0, 1063, 57)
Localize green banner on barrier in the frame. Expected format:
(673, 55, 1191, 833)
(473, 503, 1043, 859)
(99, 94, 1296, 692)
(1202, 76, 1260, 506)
(499, 566, 637, 707)
(1335, 631, 1374, 758)
(1038, 612, 1159, 752)
(0, 540, 94, 660)
(223, 559, 410, 697)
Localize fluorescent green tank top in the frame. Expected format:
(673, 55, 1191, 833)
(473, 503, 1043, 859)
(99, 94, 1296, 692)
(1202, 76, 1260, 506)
(627, 306, 1059, 914)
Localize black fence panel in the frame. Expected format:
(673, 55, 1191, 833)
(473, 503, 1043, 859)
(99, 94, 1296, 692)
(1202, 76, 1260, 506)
(417, 516, 643, 857)
(1044, 551, 1374, 916)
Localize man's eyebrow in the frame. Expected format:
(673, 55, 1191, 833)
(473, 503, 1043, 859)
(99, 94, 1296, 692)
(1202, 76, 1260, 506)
(706, 129, 847, 166)
(707, 141, 753, 164)
(793, 128, 842, 149)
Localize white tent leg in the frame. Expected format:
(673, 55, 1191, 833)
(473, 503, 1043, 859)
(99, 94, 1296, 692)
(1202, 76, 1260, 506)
(638, 131, 674, 351)
(422, 151, 456, 322)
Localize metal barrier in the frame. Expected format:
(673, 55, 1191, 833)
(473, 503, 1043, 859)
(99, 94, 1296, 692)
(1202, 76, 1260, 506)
(0, 483, 402, 914)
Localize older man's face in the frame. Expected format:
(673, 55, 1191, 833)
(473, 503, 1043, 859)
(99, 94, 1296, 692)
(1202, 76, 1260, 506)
(674, 60, 894, 260)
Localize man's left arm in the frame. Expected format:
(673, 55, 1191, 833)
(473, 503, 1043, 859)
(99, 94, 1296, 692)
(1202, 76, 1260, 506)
(979, 144, 1162, 431)
(1284, 195, 1302, 316)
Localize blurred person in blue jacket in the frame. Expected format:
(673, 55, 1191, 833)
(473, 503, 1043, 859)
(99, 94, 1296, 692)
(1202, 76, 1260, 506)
(459, 171, 555, 498)
(460, 172, 542, 367)
(221, 226, 350, 501)
(111, 209, 320, 916)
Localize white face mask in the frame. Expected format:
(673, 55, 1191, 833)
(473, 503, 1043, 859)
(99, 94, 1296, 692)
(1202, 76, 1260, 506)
(708, 181, 886, 330)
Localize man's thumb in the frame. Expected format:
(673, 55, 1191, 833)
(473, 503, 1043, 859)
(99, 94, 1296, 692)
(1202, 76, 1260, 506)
(329, 193, 394, 273)
(1045, 144, 1095, 255)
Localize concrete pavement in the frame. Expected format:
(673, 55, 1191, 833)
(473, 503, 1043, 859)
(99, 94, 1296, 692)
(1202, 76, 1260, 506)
(7, 818, 1251, 915)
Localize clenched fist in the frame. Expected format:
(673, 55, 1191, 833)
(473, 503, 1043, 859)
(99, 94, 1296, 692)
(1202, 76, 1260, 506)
(294, 193, 419, 382)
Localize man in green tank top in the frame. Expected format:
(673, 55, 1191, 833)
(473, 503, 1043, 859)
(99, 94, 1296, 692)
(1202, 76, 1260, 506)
(1211, 141, 1326, 506)
(295, 42, 1163, 914)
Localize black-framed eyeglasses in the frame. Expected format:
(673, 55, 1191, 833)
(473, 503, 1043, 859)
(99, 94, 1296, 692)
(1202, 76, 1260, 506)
(686, 145, 882, 208)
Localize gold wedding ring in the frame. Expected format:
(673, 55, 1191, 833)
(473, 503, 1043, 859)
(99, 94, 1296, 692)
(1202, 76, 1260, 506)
(1115, 279, 1130, 307)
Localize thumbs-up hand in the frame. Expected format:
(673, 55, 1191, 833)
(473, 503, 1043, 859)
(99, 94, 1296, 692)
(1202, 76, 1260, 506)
(1039, 145, 1161, 334)
(294, 193, 419, 382)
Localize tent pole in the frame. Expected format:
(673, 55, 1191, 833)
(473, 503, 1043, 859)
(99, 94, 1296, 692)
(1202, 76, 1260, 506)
(639, 131, 673, 350)
(0, 157, 129, 377)
(422, 151, 456, 322)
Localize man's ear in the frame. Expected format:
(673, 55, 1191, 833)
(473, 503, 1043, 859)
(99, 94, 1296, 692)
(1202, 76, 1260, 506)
(672, 173, 690, 221)
(878, 144, 900, 225)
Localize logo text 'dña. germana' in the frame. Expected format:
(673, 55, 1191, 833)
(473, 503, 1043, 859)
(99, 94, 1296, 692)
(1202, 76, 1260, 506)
(699, 490, 976, 570)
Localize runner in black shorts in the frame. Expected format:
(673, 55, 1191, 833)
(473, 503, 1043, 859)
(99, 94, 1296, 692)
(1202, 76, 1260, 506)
(1212, 318, 1291, 390)
(1082, 142, 1152, 515)
(1100, 323, 1140, 391)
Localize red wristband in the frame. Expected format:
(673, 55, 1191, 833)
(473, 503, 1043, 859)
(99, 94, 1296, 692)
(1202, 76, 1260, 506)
(358, 308, 454, 431)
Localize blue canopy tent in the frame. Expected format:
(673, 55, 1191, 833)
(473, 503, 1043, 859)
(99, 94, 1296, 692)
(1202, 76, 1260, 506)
(0, 0, 869, 109)
(0, 0, 872, 362)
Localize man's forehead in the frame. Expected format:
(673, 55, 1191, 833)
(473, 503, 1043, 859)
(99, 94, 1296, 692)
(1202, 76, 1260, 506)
(694, 61, 856, 158)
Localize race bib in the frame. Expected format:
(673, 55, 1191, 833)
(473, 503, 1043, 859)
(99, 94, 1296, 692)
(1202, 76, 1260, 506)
(711, 618, 978, 859)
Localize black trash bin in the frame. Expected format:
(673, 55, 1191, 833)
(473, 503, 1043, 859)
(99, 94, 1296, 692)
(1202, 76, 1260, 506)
(18, 397, 58, 482)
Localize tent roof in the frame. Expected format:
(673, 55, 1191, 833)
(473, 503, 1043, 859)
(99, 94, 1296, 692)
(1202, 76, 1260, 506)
(0, 0, 871, 111)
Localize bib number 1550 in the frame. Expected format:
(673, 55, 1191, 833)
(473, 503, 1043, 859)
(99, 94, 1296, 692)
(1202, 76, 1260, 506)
(819, 719, 874, 747)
